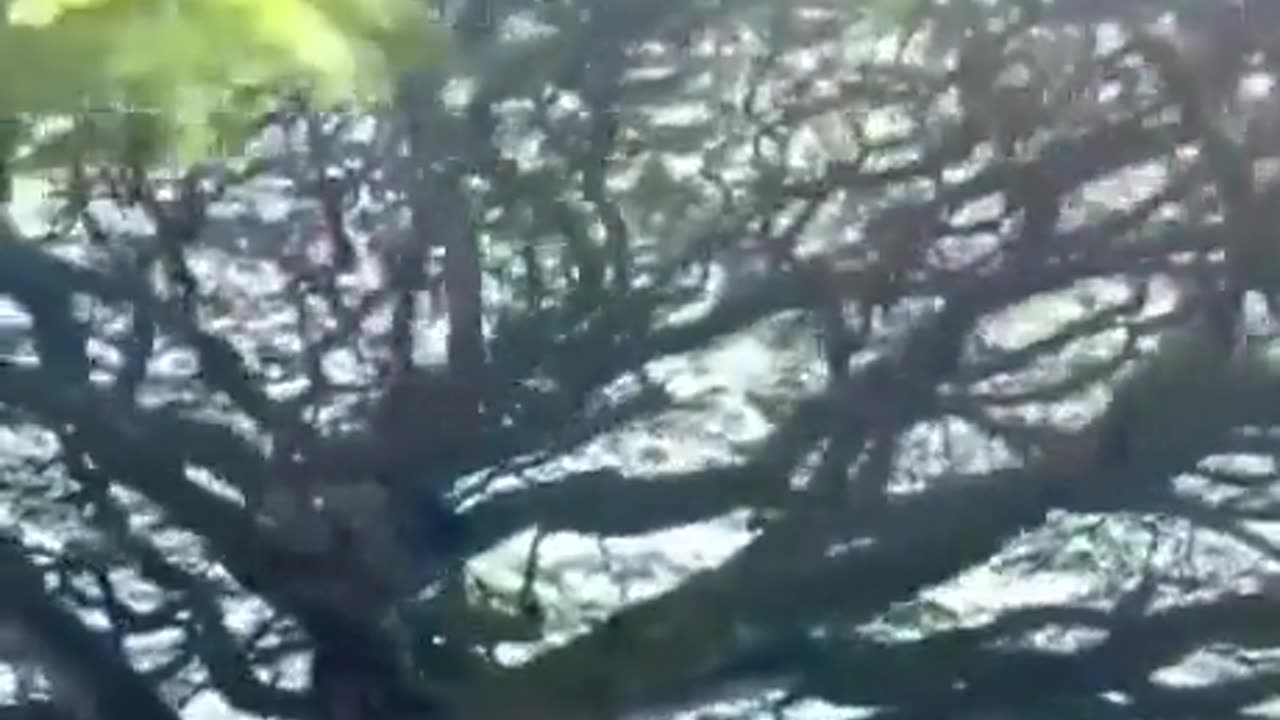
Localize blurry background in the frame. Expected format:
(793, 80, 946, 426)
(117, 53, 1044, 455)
(6, 0, 1280, 718)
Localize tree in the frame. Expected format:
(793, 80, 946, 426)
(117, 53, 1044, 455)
(4, 0, 1280, 719)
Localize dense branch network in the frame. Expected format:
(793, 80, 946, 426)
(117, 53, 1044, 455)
(3, 1, 1280, 719)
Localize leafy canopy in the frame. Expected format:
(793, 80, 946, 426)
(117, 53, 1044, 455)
(0, 0, 450, 161)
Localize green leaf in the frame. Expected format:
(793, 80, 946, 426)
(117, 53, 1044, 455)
(0, 0, 452, 162)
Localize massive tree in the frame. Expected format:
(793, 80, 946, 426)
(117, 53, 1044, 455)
(5, 0, 1280, 718)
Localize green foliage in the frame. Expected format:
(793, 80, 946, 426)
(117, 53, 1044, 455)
(0, 0, 451, 163)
